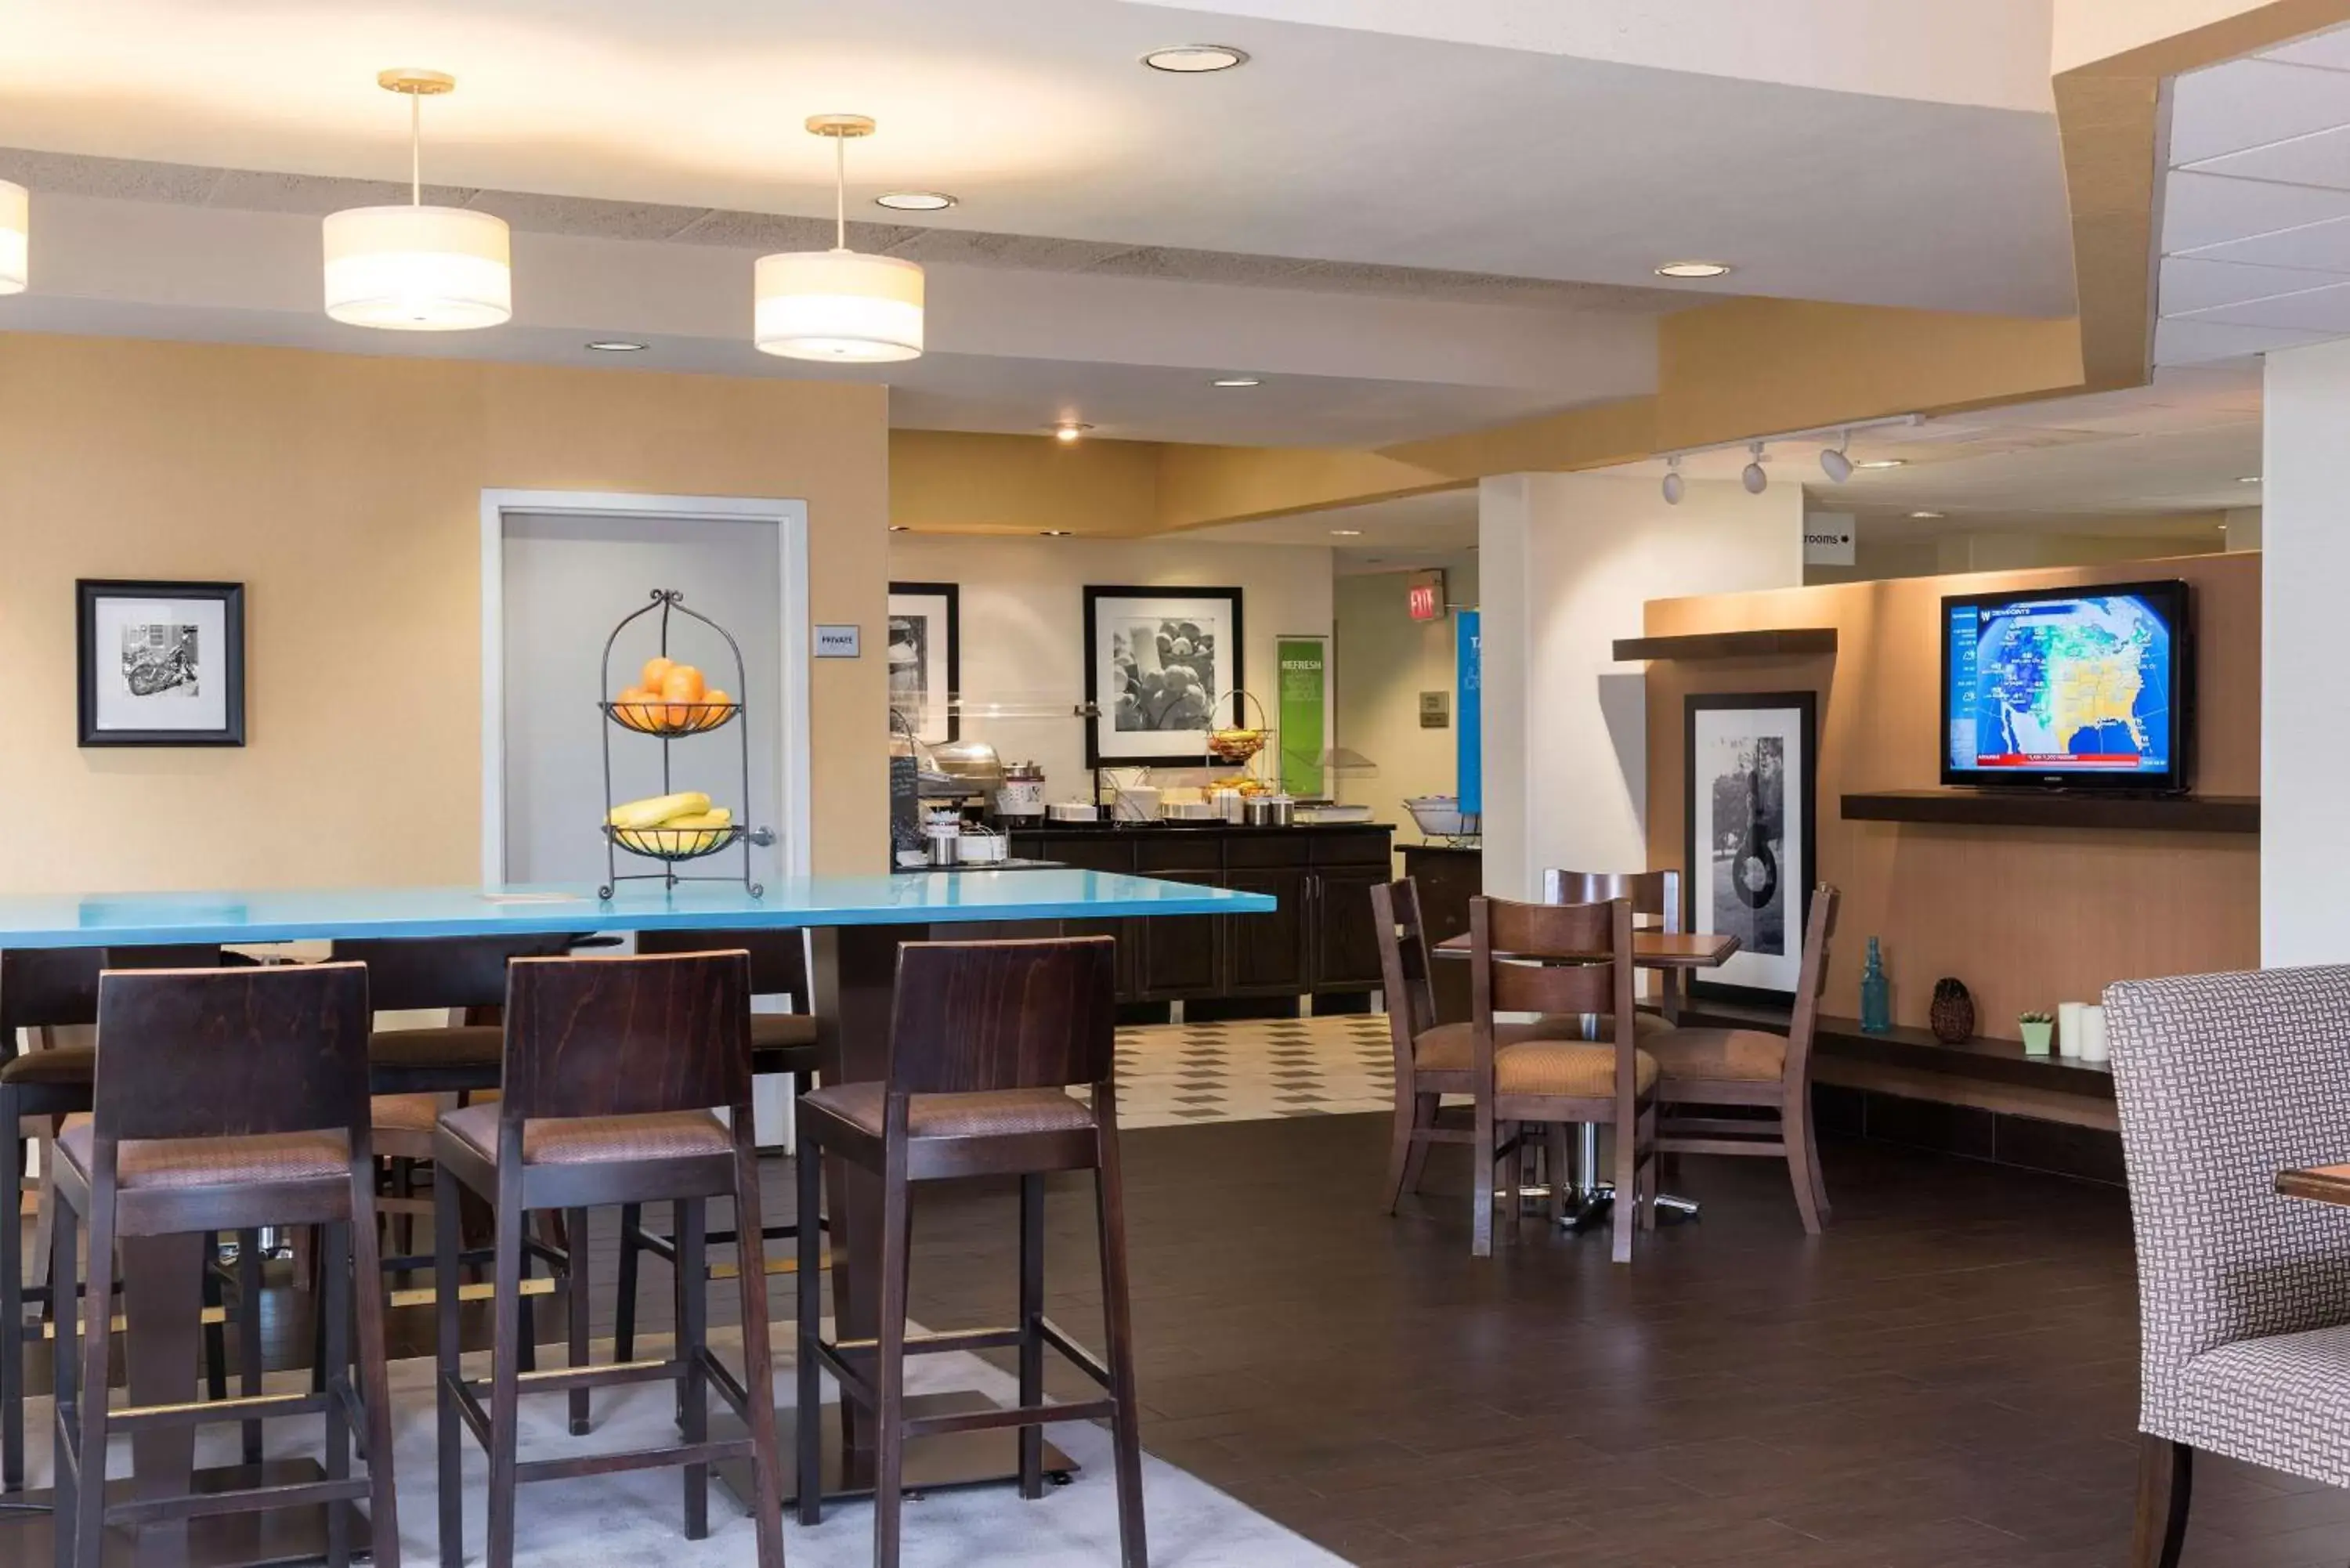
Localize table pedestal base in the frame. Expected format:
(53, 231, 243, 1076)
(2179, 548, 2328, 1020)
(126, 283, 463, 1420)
(0, 1459, 371, 1566)
(711, 1393, 1079, 1507)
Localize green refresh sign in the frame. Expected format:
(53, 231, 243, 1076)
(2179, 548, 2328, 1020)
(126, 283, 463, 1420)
(1276, 635, 1328, 797)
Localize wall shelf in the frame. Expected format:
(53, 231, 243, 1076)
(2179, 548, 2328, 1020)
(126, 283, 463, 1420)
(1841, 789, 2258, 834)
(1682, 1000, 2114, 1100)
(1612, 628, 1838, 662)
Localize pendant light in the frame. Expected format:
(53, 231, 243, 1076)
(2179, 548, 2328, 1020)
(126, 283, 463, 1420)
(322, 70, 511, 331)
(754, 114, 924, 362)
(0, 180, 26, 294)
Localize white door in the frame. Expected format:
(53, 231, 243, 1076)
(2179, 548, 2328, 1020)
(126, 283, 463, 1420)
(498, 511, 786, 889)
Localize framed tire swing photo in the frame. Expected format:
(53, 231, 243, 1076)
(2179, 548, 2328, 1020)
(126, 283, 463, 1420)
(1684, 690, 1817, 1003)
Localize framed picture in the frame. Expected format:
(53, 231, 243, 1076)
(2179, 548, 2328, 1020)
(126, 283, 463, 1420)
(886, 581, 959, 742)
(77, 579, 246, 747)
(1083, 585, 1244, 768)
(1684, 692, 1817, 1003)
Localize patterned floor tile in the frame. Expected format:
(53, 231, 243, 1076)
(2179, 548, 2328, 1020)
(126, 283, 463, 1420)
(1112, 1013, 1396, 1129)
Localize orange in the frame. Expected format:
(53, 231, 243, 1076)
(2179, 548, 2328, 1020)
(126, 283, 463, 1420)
(700, 688, 732, 728)
(642, 656, 675, 694)
(662, 665, 706, 704)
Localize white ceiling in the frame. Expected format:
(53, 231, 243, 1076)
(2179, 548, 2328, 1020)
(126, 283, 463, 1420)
(2157, 24, 2350, 363)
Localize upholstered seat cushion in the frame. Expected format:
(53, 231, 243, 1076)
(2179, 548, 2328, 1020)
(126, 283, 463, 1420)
(1413, 1013, 1668, 1072)
(56, 1116, 349, 1191)
(1645, 1026, 1788, 1085)
(0, 1045, 96, 1086)
(371, 1093, 444, 1135)
(801, 1082, 1094, 1141)
(439, 1100, 732, 1166)
(2169, 1324, 2350, 1485)
(367, 1024, 505, 1069)
(1493, 1041, 1660, 1098)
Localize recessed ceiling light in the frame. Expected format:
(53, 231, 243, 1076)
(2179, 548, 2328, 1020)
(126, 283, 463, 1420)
(875, 191, 956, 211)
(2238, 475, 2262, 485)
(1329, 529, 1362, 537)
(1144, 44, 1249, 73)
(1654, 260, 1734, 280)
(1040, 529, 1072, 537)
(1856, 459, 1907, 471)
(1052, 421, 1093, 443)
(1909, 511, 1945, 519)
(585, 339, 647, 352)
(1212, 376, 1263, 388)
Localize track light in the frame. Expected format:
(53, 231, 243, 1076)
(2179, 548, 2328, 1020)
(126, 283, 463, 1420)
(1820, 432, 1853, 484)
(1742, 443, 1769, 495)
(1661, 456, 1684, 506)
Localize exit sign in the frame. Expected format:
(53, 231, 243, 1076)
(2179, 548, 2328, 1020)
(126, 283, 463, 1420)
(1408, 569, 1447, 623)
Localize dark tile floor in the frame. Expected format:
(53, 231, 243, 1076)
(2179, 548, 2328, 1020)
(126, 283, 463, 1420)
(23, 1116, 2350, 1566)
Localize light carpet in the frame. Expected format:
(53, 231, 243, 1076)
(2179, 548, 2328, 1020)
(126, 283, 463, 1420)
(13, 1327, 1348, 1567)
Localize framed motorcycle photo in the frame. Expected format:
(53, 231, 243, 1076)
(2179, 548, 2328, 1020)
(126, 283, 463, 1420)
(1684, 691, 1815, 1004)
(77, 579, 247, 747)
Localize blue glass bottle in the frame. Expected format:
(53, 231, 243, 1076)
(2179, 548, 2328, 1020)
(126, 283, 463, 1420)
(1860, 937, 1891, 1034)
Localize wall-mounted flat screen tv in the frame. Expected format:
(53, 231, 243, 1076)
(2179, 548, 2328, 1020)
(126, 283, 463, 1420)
(1941, 579, 2192, 792)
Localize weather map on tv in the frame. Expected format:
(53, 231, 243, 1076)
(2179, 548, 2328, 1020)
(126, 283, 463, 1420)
(1945, 587, 2180, 781)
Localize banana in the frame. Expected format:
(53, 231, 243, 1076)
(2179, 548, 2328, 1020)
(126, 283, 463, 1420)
(663, 807, 732, 829)
(607, 791, 711, 830)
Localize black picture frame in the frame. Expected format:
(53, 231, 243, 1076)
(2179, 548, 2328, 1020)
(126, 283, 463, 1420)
(886, 580, 960, 742)
(77, 579, 247, 747)
(1083, 584, 1246, 768)
(1684, 690, 1817, 1006)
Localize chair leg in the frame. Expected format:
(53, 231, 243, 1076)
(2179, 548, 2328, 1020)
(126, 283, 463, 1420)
(1094, 1119, 1149, 1568)
(434, 1164, 464, 1568)
(1784, 1099, 1827, 1235)
(70, 1191, 113, 1568)
(1499, 1121, 1522, 1243)
(565, 1207, 591, 1436)
(1471, 1097, 1496, 1259)
(613, 1201, 642, 1364)
(237, 1228, 265, 1464)
(677, 1199, 709, 1541)
(873, 1158, 913, 1568)
(1017, 1172, 1044, 1501)
(49, 1195, 79, 1568)
(347, 1173, 402, 1568)
(201, 1231, 229, 1408)
(484, 1187, 526, 1568)
(794, 1143, 824, 1528)
(728, 1139, 787, 1568)
(1381, 1085, 1429, 1214)
(2132, 1436, 2192, 1568)
(2, 1092, 24, 1494)
(321, 1221, 352, 1568)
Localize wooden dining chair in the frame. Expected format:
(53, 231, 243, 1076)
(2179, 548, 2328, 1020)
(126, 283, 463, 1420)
(1468, 896, 1659, 1261)
(1643, 885, 1840, 1233)
(1540, 868, 1686, 1031)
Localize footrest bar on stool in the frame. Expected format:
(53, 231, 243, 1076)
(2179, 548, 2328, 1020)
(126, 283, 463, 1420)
(1036, 1317, 1112, 1386)
(106, 1476, 371, 1529)
(902, 1398, 1119, 1440)
(111, 1389, 332, 1434)
(514, 1438, 752, 1487)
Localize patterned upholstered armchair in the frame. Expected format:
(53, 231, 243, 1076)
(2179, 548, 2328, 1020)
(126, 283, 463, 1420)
(2106, 966, 2350, 1568)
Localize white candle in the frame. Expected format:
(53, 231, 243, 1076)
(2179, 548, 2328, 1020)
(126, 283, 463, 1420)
(2079, 1005, 2110, 1064)
(2058, 1001, 2086, 1056)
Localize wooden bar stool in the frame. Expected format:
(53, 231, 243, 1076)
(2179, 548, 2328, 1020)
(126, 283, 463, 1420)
(47, 960, 399, 1568)
(794, 935, 1145, 1568)
(2, 945, 258, 1499)
(616, 927, 823, 1365)
(430, 948, 786, 1568)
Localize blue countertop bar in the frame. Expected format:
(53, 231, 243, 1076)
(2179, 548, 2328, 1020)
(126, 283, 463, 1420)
(0, 870, 1274, 949)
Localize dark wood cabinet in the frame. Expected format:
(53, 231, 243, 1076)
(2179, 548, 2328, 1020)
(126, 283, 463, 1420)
(1006, 822, 1394, 1011)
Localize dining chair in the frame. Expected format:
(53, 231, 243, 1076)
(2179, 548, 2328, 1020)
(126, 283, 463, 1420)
(1539, 868, 1685, 1034)
(1467, 896, 1658, 1261)
(1642, 884, 1839, 1233)
(2106, 964, 2350, 1568)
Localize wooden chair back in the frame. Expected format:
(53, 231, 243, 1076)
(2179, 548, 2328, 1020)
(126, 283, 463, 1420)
(1781, 885, 1841, 1095)
(499, 951, 753, 1123)
(1541, 869, 1683, 1015)
(886, 938, 1118, 1096)
(329, 933, 579, 1013)
(1371, 880, 1439, 1073)
(635, 927, 809, 1007)
(1470, 897, 1635, 1021)
(90, 962, 372, 1143)
(2, 945, 240, 1052)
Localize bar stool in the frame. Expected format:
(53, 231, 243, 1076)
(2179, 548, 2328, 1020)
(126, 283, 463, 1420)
(2, 945, 259, 1499)
(794, 936, 1145, 1568)
(431, 948, 786, 1568)
(616, 926, 823, 1364)
(48, 961, 399, 1568)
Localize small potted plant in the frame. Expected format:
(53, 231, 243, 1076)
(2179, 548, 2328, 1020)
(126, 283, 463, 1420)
(2019, 1010, 2055, 1057)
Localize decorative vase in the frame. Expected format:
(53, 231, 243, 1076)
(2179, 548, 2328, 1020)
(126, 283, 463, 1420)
(1859, 938, 1891, 1035)
(1929, 977, 1976, 1044)
(2019, 1017, 2054, 1056)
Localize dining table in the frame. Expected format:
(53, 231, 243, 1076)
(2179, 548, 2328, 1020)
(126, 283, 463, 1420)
(1432, 926, 1742, 1227)
(0, 869, 1272, 1567)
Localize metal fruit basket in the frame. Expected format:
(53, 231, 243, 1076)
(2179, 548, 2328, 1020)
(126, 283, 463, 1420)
(1206, 727, 1267, 764)
(604, 697, 742, 736)
(604, 822, 752, 862)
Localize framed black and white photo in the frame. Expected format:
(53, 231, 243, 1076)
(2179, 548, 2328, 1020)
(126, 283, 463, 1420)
(1685, 692, 1816, 1003)
(886, 580, 959, 742)
(77, 579, 245, 747)
(1083, 585, 1244, 768)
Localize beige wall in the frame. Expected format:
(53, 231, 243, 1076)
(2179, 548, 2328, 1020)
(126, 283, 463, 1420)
(885, 532, 1332, 800)
(0, 332, 890, 894)
(1332, 557, 1477, 834)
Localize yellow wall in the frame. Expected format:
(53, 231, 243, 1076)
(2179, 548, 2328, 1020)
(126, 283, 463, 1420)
(890, 428, 1162, 537)
(0, 332, 890, 894)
